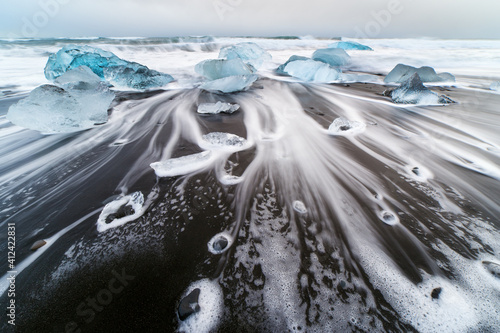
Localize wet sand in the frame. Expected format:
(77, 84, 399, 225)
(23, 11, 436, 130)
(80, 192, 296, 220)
(1, 80, 499, 332)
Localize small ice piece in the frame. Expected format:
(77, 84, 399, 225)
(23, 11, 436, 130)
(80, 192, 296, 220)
(328, 41, 373, 51)
(327, 118, 366, 136)
(150, 151, 213, 178)
(199, 74, 258, 93)
(207, 232, 233, 254)
(197, 102, 240, 114)
(380, 210, 399, 225)
(490, 81, 500, 91)
(384, 63, 455, 83)
(312, 48, 351, 67)
(6, 83, 114, 134)
(292, 200, 308, 214)
(177, 279, 223, 333)
(195, 58, 254, 80)
(103, 65, 173, 90)
(45, 45, 173, 89)
(387, 73, 454, 105)
(96, 192, 145, 232)
(284, 59, 341, 82)
(200, 132, 247, 150)
(219, 42, 272, 69)
(276, 55, 309, 75)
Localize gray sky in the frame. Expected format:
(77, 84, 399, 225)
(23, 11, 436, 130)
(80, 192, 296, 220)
(1, 0, 499, 39)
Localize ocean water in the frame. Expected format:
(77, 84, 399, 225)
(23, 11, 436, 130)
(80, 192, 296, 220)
(0, 37, 499, 332)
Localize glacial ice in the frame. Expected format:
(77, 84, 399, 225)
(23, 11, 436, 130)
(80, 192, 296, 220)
(195, 58, 255, 80)
(6, 81, 114, 134)
(199, 74, 258, 93)
(96, 192, 145, 232)
(384, 64, 455, 83)
(283, 59, 341, 82)
(44, 45, 173, 89)
(328, 41, 373, 51)
(197, 102, 240, 114)
(103, 65, 174, 90)
(219, 42, 271, 69)
(150, 151, 214, 177)
(200, 132, 247, 150)
(312, 48, 350, 67)
(276, 55, 309, 75)
(490, 81, 500, 91)
(387, 73, 454, 105)
(54, 65, 102, 86)
(327, 118, 366, 136)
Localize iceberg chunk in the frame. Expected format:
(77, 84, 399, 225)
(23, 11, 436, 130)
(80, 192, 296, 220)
(386, 73, 454, 105)
(195, 58, 254, 80)
(284, 60, 341, 82)
(45, 45, 173, 89)
(328, 41, 373, 51)
(199, 74, 258, 93)
(312, 48, 350, 67)
(103, 65, 173, 90)
(328, 118, 366, 136)
(150, 151, 214, 177)
(197, 102, 240, 114)
(7, 82, 114, 134)
(219, 42, 271, 69)
(45, 45, 123, 80)
(96, 192, 145, 232)
(276, 55, 309, 75)
(384, 64, 455, 83)
(54, 65, 102, 86)
(200, 132, 247, 150)
(490, 81, 500, 91)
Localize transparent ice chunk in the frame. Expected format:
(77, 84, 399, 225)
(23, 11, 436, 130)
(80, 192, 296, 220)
(284, 59, 341, 82)
(195, 58, 254, 80)
(328, 41, 373, 51)
(219, 42, 271, 69)
(199, 75, 258, 93)
(150, 151, 214, 177)
(7, 83, 114, 134)
(387, 73, 454, 105)
(384, 64, 455, 83)
(312, 48, 351, 67)
(197, 102, 240, 114)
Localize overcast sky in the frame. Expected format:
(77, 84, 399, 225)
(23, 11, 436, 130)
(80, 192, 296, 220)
(1, 0, 499, 39)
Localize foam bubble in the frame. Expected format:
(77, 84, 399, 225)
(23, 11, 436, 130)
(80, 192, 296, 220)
(208, 232, 233, 254)
(379, 210, 399, 225)
(327, 118, 366, 136)
(292, 200, 308, 214)
(96, 191, 145, 232)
